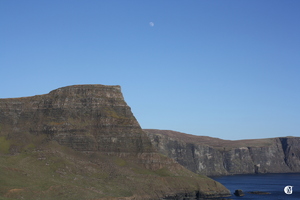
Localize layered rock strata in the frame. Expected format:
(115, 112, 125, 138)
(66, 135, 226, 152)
(145, 129, 300, 176)
(1, 85, 152, 153)
(0, 85, 230, 199)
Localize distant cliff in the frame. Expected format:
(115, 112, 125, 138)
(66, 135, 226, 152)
(145, 129, 300, 176)
(0, 85, 230, 200)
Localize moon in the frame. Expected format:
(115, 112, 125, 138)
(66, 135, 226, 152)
(149, 22, 154, 27)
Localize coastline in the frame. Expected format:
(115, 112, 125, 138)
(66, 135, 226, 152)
(210, 173, 300, 199)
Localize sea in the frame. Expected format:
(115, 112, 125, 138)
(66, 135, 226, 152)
(210, 173, 300, 200)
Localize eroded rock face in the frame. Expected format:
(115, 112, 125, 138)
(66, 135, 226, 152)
(145, 129, 300, 176)
(0, 85, 152, 153)
(280, 137, 300, 171)
(0, 85, 230, 199)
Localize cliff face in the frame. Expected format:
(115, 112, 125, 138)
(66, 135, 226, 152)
(0, 85, 152, 153)
(280, 137, 300, 171)
(0, 85, 230, 199)
(145, 129, 300, 176)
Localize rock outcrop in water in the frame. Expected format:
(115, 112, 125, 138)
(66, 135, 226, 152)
(145, 129, 300, 176)
(0, 85, 230, 199)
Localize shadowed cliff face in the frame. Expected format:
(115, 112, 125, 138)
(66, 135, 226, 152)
(145, 129, 300, 176)
(280, 137, 300, 171)
(0, 85, 230, 199)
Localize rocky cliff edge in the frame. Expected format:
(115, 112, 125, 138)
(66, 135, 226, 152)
(145, 129, 300, 176)
(0, 85, 230, 199)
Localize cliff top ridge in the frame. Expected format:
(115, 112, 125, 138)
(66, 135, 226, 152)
(144, 129, 278, 149)
(1, 84, 122, 100)
(50, 84, 121, 92)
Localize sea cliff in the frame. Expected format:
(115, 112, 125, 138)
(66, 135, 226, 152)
(0, 85, 230, 199)
(1, 85, 151, 153)
(145, 129, 300, 176)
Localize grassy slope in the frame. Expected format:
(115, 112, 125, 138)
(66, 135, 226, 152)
(0, 137, 228, 200)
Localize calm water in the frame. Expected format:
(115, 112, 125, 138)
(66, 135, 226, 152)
(210, 173, 300, 200)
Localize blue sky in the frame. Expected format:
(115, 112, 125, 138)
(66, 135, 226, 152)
(1, 1, 300, 140)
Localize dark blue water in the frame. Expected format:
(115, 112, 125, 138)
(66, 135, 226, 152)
(210, 173, 300, 200)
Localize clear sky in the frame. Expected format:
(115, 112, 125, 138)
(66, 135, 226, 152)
(1, 1, 300, 140)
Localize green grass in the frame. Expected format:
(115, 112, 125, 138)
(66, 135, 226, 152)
(114, 157, 127, 167)
(0, 137, 10, 154)
(0, 149, 122, 199)
(154, 168, 171, 177)
(0, 135, 229, 200)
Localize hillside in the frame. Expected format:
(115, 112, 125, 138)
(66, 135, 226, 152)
(0, 85, 230, 200)
(145, 129, 300, 176)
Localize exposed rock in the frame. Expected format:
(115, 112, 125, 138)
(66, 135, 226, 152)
(0, 85, 230, 199)
(280, 137, 300, 171)
(145, 129, 300, 176)
(234, 189, 244, 196)
(1, 85, 152, 154)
